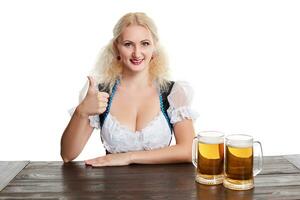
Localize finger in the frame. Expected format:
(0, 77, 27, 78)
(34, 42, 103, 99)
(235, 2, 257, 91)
(97, 93, 109, 103)
(99, 101, 108, 108)
(87, 76, 96, 91)
(99, 98, 109, 104)
(92, 161, 108, 167)
(84, 158, 98, 165)
(86, 159, 106, 167)
(85, 162, 92, 166)
(99, 92, 109, 99)
(97, 107, 107, 114)
(97, 97, 109, 108)
(84, 160, 94, 165)
(92, 164, 105, 167)
(85, 161, 97, 166)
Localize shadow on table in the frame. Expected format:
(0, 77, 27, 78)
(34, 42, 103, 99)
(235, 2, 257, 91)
(60, 162, 156, 199)
(60, 162, 115, 196)
(196, 183, 254, 200)
(61, 162, 92, 192)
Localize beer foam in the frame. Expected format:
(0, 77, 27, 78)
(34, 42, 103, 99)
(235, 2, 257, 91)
(226, 134, 253, 148)
(199, 136, 224, 144)
(227, 141, 252, 148)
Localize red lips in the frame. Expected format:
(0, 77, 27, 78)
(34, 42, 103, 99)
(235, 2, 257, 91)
(130, 58, 144, 65)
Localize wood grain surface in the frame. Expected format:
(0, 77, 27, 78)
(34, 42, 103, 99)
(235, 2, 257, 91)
(0, 155, 300, 199)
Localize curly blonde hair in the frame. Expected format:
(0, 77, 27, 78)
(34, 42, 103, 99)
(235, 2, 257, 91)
(89, 12, 170, 93)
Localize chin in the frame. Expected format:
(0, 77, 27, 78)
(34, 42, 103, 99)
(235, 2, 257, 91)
(130, 65, 146, 71)
(126, 62, 148, 72)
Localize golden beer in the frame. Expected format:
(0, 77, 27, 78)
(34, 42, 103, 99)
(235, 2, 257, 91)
(223, 134, 263, 190)
(198, 142, 224, 175)
(225, 145, 253, 180)
(192, 131, 224, 185)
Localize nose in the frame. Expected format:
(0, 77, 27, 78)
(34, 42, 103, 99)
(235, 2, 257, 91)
(132, 46, 142, 59)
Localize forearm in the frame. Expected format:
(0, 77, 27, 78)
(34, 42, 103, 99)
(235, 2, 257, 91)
(60, 106, 93, 162)
(129, 144, 192, 164)
(129, 120, 194, 165)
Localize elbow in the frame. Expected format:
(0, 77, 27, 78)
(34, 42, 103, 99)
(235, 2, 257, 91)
(60, 142, 77, 163)
(60, 151, 74, 163)
(62, 157, 71, 163)
(61, 154, 71, 163)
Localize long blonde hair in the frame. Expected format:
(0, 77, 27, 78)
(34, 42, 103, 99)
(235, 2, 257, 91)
(90, 12, 170, 93)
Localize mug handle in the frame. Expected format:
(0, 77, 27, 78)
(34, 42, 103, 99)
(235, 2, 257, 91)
(253, 141, 263, 176)
(192, 136, 198, 167)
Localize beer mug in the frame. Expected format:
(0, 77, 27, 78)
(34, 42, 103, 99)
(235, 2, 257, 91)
(223, 134, 263, 190)
(192, 131, 224, 185)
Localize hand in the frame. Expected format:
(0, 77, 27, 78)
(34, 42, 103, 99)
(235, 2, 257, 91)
(84, 153, 133, 167)
(77, 76, 109, 116)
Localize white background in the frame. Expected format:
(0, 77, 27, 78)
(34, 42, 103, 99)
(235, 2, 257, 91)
(0, 0, 299, 161)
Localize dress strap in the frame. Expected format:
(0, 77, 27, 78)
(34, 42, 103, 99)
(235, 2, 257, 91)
(100, 79, 120, 127)
(159, 92, 173, 134)
(159, 81, 175, 134)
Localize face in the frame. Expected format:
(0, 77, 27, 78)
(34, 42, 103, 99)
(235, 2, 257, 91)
(116, 25, 155, 73)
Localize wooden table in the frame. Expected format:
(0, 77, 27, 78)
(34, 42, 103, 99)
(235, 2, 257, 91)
(1, 155, 300, 199)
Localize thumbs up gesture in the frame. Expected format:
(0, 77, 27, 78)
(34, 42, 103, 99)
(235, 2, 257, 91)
(77, 76, 110, 117)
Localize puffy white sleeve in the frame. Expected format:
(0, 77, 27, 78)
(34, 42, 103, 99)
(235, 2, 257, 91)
(68, 80, 101, 129)
(167, 81, 199, 124)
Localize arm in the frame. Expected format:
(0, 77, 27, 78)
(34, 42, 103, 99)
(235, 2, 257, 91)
(60, 105, 94, 163)
(85, 119, 195, 167)
(130, 119, 195, 164)
(61, 76, 109, 163)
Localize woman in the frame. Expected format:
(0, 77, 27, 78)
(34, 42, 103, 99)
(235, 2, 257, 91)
(60, 12, 198, 167)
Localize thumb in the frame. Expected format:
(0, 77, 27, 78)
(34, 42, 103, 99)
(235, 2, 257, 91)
(87, 76, 96, 91)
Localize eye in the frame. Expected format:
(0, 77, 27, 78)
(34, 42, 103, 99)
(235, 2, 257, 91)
(142, 41, 150, 46)
(124, 42, 132, 47)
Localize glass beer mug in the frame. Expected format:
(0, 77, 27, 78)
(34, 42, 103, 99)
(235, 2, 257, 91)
(223, 134, 263, 190)
(192, 131, 224, 185)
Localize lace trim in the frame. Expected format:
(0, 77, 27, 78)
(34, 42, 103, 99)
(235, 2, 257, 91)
(102, 112, 171, 153)
(89, 115, 100, 129)
(167, 106, 199, 124)
(107, 112, 163, 133)
(68, 107, 100, 129)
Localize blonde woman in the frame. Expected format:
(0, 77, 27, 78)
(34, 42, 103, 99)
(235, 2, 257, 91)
(60, 12, 198, 167)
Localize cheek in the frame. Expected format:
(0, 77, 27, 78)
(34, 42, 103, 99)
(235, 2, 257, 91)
(118, 48, 131, 58)
(117, 44, 129, 56)
(144, 48, 155, 58)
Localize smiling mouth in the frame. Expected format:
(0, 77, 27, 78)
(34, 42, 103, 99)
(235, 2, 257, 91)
(130, 58, 144, 65)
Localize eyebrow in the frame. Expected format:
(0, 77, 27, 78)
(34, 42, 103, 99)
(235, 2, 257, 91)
(122, 39, 151, 43)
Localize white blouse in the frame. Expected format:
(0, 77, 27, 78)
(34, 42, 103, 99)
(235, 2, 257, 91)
(70, 81, 198, 154)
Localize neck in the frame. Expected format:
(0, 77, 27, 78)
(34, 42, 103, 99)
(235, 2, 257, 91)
(120, 68, 153, 90)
